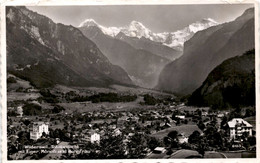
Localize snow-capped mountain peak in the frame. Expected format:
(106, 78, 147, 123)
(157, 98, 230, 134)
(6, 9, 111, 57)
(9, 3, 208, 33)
(121, 20, 152, 39)
(78, 19, 98, 28)
(186, 18, 218, 33)
(129, 20, 146, 28)
(79, 18, 218, 50)
(161, 18, 218, 50)
(79, 19, 121, 37)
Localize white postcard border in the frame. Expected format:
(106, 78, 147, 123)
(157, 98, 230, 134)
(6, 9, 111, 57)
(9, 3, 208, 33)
(1, 0, 259, 163)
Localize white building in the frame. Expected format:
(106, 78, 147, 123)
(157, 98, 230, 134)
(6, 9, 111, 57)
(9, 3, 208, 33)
(201, 111, 208, 116)
(16, 106, 23, 117)
(113, 128, 122, 136)
(178, 133, 188, 144)
(30, 122, 49, 140)
(176, 115, 185, 119)
(228, 118, 253, 140)
(217, 113, 224, 118)
(90, 133, 100, 144)
(153, 147, 166, 154)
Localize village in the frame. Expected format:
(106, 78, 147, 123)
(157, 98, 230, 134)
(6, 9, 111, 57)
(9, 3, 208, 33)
(7, 91, 256, 159)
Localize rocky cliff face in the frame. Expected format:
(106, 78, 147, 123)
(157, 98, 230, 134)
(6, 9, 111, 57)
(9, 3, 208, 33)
(156, 8, 254, 95)
(188, 49, 255, 109)
(7, 6, 132, 88)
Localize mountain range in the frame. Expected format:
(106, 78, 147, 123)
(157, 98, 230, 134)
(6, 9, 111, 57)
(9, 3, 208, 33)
(78, 18, 217, 88)
(79, 18, 218, 52)
(156, 8, 254, 95)
(7, 6, 132, 88)
(7, 6, 255, 97)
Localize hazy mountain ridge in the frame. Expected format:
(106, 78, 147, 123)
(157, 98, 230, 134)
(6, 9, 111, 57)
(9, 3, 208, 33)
(156, 8, 254, 95)
(188, 49, 255, 109)
(115, 32, 182, 60)
(79, 25, 170, 88)
(7, 6, 132, 88)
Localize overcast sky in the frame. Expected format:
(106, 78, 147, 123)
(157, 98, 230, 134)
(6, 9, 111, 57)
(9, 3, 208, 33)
(27, 4, 254, 32)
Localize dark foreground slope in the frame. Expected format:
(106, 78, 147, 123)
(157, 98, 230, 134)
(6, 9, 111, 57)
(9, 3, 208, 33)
(7, 6, 132, 88)
(157, 8, 254, 95)
(188, 49, 255, 109)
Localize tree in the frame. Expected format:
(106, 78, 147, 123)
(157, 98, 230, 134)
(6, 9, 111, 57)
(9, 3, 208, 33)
(163, 136, 170, 146)
(221, 115, 228, 130)
(176, 119, 180, 125)
(127, 133, 147, 158)
(7, 77, 17, 83)
(229, 107, 242, 120)
(244, 108, 255, 118)
(17, 131, 30, 145)
(197, 137, 208, 157)
(52, 105, 65, 114)
(167, 130, 179, 148)
(188, 130, 201, 144)
(143, 94, 158, 105)
(147, 137, 161, 150)
(22, 119, 31, 126)
(248, 136, 256, 146)
(8, 143, 18, 155)
(197, 121, 205, 131)
(204, 125, 224, 149)
(195, 109, 202, 117)
(23, 103, 42, 116)
(168, 130, 178, 140)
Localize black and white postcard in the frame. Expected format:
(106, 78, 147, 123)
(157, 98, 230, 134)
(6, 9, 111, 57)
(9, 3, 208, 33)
(1, 0, 259, 162)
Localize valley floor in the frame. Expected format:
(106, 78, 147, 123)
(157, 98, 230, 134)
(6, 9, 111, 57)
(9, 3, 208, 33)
(6, 77, 256, 159)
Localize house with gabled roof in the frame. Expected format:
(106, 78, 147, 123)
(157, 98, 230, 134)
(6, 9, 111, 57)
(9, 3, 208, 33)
(228, 118, 252, 140)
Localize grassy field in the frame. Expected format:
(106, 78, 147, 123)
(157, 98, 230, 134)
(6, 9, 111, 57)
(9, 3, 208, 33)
(111, 85, 174, 97)
(7, 74, 32, 90)
(58, 101, 143, 113)
(151, 124, 202, 139)
(7, 92, 41, 101)
(57, 95, 158, 113)
(54, 84, 174, 97)
(50, 120, 65, 130)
